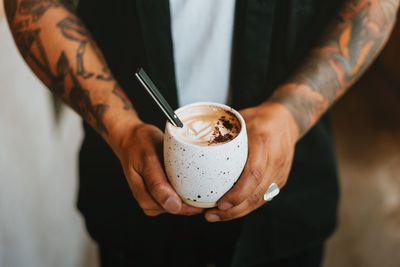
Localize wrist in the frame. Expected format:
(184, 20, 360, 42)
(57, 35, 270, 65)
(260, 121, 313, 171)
(103, 110, 144, 155)
(257, 101, 300, 143)
(267, 83, 328, 140)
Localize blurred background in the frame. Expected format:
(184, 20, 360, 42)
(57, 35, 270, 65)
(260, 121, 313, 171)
(1, 1, 399, 267)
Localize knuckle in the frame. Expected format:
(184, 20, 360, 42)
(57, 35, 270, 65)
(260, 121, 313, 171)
(256, 132, 271, 145)
(137, 151, 158, 175)
(227, 191, 247, 206)
(136, 154, 147, 175)
(249, 190, 264, 205)
(126, 174, 141, 193)
(274, 154, 286, 170)
(141, 156, 158, 174)
(147, 181, 166, 195)
(250, 168, 263, 185)
(126, 168, 140, 182)
(217, 213, 228, 221)
(132, 123, 149, 137)
(219, 210, 236, 221)
(144, 151, 159, 164)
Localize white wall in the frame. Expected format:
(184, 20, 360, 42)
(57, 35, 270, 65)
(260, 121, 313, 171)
(0, 7, 97, 267)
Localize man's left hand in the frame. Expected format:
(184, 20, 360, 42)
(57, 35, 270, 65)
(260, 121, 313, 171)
(205, 102, 299, 222)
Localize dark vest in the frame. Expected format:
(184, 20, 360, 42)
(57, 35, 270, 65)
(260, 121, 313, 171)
(77, 0, 342, 265)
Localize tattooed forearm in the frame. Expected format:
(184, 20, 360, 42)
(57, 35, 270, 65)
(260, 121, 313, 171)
(57, 17, 112, 80)
(112, 84, 133, 111)
(57, 17, 93, 78)
(69, 74, 109, 134)
(4, 0, 136, 137)
(18, 0, 59, 22)
(270, 0, 400, 137)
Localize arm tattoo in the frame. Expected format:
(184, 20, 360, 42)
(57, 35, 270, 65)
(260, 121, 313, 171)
(16, 28, 67, 96)
(57, 17, 112, 80)
(69, 74, 109, 134)
(5, 0, 134, 135)
(18, 0, 59, 22)
(57, 17, 94, 78)
(112, 84, 133, 110)
(270, 0, 399, 137)
(15, 27, 109, 133)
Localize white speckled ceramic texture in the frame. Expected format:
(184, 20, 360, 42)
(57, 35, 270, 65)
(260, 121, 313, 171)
(164, 102, 248, 208)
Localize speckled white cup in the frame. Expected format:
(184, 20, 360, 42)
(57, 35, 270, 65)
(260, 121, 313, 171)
(164, 102, 248, 208)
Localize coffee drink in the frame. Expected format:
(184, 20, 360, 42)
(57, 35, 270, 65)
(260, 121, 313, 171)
(164, 102, 248, 208)
(171, 105, 241, 146)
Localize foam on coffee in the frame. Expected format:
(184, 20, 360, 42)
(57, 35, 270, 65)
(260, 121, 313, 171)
(172, 105, 241, 146)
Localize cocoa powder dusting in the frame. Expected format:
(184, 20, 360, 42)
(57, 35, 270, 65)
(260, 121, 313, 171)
(212, 133, 233, 144)
(208, 110, 241, 145)
(222, 120, 233, 130)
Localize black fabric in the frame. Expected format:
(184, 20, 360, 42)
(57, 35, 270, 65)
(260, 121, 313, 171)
(249, 244, 324, 267)
(99, 242, 324, 267)
(98, 218, 240, 267)
(76, 0, 343, 265)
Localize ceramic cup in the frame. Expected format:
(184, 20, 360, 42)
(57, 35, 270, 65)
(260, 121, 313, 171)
(164, 102, 248, 208)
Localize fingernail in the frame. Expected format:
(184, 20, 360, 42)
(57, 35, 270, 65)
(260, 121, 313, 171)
(219, 202, 233, 211)
(206, 214, 220, 222)
(163, 196, 181, 214)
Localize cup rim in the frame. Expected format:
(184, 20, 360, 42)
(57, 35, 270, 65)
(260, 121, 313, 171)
(165, 102, 246, 148)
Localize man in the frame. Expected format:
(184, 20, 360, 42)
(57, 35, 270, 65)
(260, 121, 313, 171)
(4, 0, 399, 266)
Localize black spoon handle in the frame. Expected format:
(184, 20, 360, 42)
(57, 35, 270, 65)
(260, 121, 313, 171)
(135, 68, 183, 128)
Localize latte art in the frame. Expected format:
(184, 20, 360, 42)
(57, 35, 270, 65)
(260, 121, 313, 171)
(172, 106, 241, 146)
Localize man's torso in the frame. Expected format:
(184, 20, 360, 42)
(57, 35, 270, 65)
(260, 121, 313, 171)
(76, 0, 343, 264)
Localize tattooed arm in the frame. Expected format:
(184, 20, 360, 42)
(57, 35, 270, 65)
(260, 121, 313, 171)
(4, 0, 136, 140)
(206, 0, 399, 222)
(270, 0, 400, 138)
(4, 0, 201, 216)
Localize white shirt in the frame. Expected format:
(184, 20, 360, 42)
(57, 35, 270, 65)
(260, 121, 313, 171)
(169, 0, 236, 107)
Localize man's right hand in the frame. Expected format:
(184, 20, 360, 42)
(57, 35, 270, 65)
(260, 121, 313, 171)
(110, 121, 204, 216)
(4, 0, 203, 217)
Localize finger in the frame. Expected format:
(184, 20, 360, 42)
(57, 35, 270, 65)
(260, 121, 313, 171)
(206, 157, 290, 222)
(129, 168, 203, 216)
(205, 187, 266, 222)
(217, 135, 268, 210)
(140, 151, 183, 214)
(205, 164, 278, 222)
(125, 168, 165, 217)
(178, 204, 205, 216)
(153, 130, 204, 216)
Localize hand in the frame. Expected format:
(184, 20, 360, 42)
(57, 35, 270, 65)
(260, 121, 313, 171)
(204, 102, 299, 222)
(110, 121, 204, 217)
